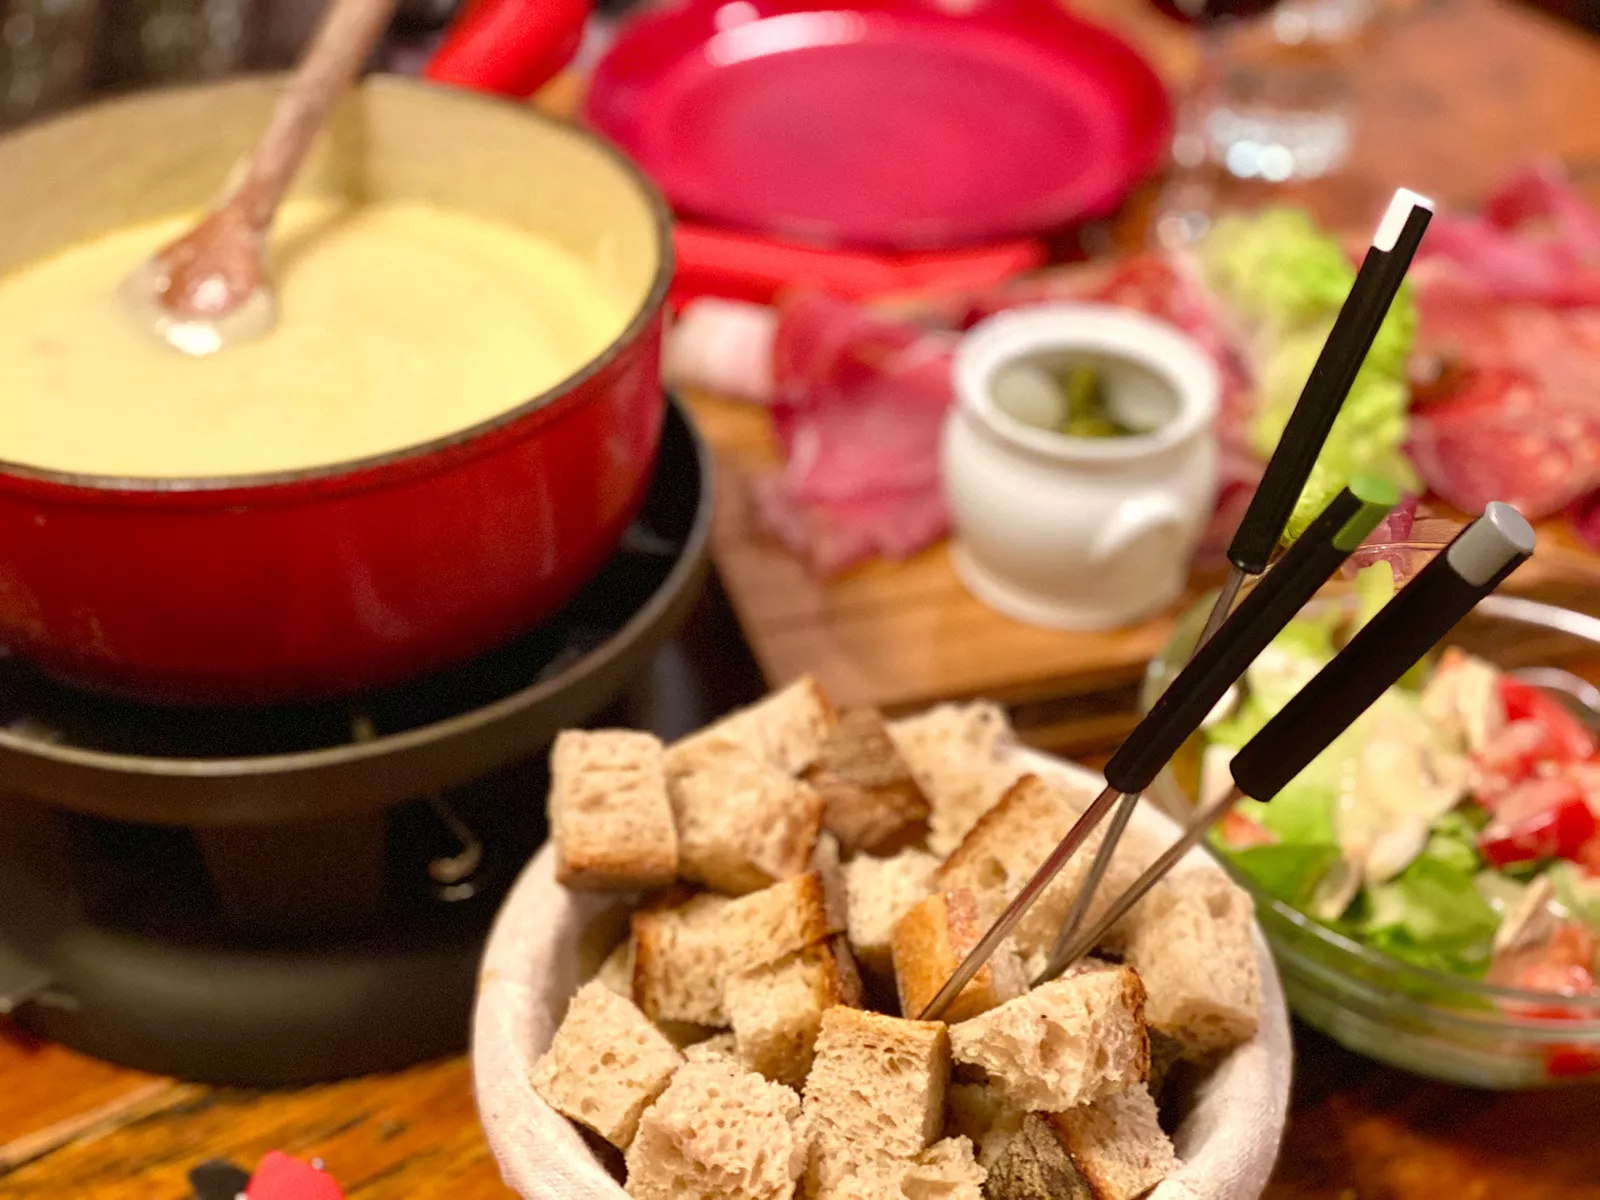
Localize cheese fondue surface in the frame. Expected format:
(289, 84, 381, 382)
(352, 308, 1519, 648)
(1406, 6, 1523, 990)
(0, 199, 630, 478)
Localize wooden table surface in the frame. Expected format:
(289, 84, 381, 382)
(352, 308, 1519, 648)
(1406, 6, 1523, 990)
(6, 0, 1600, 1196)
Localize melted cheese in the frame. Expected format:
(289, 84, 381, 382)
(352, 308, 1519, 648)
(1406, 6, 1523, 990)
(0, 198, 629, 478)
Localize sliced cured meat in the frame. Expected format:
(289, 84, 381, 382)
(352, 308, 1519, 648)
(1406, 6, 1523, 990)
(1409, 165, 1600, 521)
(1408, 364, 1600, 517)
(747, 471, 948, 577)
(753, 291, 957, 574)
(1417, 161, 1600, 307)
(749, 262, 1252, 576)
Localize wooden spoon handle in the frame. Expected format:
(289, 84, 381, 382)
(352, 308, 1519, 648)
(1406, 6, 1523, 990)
(235, 0, 402, 230)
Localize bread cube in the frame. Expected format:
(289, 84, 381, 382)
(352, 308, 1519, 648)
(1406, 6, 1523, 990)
(844, 848, 939, 977)
(802, 1007, 951, 1192)
(891, 887, 1027, 1023)
(550, 730, 677, 890)
(625, 1057, 806, 1200)
(948, 966, 1149, 1111)
(669, 744, 824, 895)
(530, 981, 682, 1149)
(1122, 867, 1262, 1058)
(725, 937, 862, 1087)
(807, 708, 930, 856)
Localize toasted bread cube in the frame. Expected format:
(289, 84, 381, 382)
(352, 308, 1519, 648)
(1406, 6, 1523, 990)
(1050, 1083, 1179, 1200)
(892, 888, 1027, 1023)
(844, 848, 939, 977)
(632, 892, 734, 1026)
(723, 870, 848, 978)
(985, 1086, 1178, 1200)
(530, 981, 683, 1150)
(682, 1032, 740, 1064)
(668, 676, 837, 776)
(669, 745, 825, 895)
(549, 730, 677, 891)
(815, 1137, 986, 1200)
(725, 936, 863, 1087)
(888, 702, 1026, 854)
(936, 776, 1162, 967)
(1123, 867, 1261, 1058)
(807, 709, 930, 856)
(948, 966, 1149, 1112)
(803, 1007, 951, 1192)
(625, 1056, 807, 1200)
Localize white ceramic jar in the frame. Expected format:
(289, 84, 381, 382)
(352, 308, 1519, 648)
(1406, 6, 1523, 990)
(943, 303, 1220, 630)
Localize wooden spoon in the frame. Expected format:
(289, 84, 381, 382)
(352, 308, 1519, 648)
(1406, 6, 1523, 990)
(126, 0, 401, 357)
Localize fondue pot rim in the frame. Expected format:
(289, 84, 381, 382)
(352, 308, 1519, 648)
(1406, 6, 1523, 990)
(0, 75, 675, 497)
(0, 401, 712, 826)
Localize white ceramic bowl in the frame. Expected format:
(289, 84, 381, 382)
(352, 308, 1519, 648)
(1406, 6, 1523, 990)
(944, 305, 1220, 630)
(471, 752, 1292, 1200)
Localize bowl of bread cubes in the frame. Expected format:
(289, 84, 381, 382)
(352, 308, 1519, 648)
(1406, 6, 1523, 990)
(472, 679, 1293, 1200)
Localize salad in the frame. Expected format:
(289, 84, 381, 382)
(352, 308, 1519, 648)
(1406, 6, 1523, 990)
(1202, 563, 1600, 1004)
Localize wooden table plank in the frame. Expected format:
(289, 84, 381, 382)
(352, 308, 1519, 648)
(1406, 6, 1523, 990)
(0, 1041, 515, 1200)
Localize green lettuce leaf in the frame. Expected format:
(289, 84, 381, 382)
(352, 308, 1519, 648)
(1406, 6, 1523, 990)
(1224, 843, 1343, 908)
(1352, 560, 1396, 634)
(1207, 695, 1275, 749)
(1200, 209, 1355, 326)
(1549, 861, 1600, 933)
(1360, 854, 1500, 976)
(1417, 811, 1484, 876)
(1256, 783, 1337, 845)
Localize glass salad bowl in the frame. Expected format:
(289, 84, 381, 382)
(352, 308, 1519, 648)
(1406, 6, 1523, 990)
(1144, 538, 1600, 1088)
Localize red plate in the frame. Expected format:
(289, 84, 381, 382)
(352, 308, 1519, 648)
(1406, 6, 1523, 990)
(586, 0, 1173, 251)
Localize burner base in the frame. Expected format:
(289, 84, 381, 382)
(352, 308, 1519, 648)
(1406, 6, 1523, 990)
(8, 890, 494, 1086)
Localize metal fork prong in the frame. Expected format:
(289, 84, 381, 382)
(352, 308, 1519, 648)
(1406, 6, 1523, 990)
(918, 782, 1120, 1022)
(1041, 784, 1245, 979)
(1195, 565, 1244, 654)
(1036, 576, 1240, 983)
(1036, 789, 1140, 984)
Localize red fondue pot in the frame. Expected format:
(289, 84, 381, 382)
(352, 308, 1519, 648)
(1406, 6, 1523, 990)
(0, 1, 676, 706)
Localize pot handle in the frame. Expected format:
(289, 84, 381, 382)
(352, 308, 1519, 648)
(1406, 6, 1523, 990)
(423, 0, 590, 97)
(1090, 494, 1188, 566)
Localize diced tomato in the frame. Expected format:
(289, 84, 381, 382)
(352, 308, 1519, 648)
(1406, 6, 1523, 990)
(1516, 961, 1596, 998)
(1498, 678, 1597, 760)
(1576, 833, 1600, 876)
(1494, 776, 1587, 825)
(1218, 809, 1275, 849)
(1497, 927, 1600, 1074)
(1475, 720, 1559, 798)
(1546, 922, 1599, 971)
(1544, 1046, 1600, 1078)
(1478, 794, 1598, 867)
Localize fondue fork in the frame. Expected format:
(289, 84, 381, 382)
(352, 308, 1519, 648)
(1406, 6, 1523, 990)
(916, 480, 1398, 1017)
(124, 0, 401, 357)
(917, 503, 1534, 1021)
(1033, 188, 1436, 977)
(1198, 188, 1434, 652)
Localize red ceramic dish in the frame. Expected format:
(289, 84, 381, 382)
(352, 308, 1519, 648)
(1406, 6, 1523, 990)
(0, 71, 672, 706)
(586, 0, 1173, 251)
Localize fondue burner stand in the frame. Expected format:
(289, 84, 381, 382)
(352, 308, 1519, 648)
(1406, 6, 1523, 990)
(0, 402, 713, 1086)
